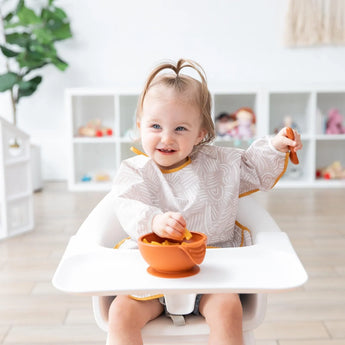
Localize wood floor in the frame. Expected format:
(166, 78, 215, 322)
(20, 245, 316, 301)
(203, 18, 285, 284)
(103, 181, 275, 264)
(0, 182, 344, 345)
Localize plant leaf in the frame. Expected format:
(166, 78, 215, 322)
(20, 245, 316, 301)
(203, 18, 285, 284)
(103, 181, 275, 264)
(0, 45, 21, 57)
(0, 72, 19, 92)
(16, 51, 46, 69)
(5, 32, 31, 47)
(17, 5, 41, 25)
(51, 7, 68, 21)
(18, 75, 42, 89)
(15, 0, 25, 14)
(50, 23, 72, 41)
(51, 56, 68, 71)
(18, 75, 42, 99)
(4, 12, 14, 23)
(33, 27, 55, 44)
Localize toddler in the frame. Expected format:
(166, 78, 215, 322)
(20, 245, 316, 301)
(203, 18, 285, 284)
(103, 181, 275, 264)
(108, 58, 302, 345)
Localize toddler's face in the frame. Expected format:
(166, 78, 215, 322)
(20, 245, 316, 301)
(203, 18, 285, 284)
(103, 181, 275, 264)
(138, 86, 206, 170)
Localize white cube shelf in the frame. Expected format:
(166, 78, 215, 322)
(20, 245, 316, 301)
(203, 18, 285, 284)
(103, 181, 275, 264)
(0, 118, 34, 239)
(66, 86, 345, 190)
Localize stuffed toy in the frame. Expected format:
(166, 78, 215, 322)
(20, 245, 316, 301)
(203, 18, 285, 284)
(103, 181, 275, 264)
(215, 112, 237, 137)
(316, 161, 345, 180)
(78, 119, 113, 137)
(326, 108, 345, 134)
(233, 107, 256, 139)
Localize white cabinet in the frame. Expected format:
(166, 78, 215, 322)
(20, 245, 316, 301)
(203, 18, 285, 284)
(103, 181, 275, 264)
(0, 118, 34, 239)
(67, 87, 345, 190)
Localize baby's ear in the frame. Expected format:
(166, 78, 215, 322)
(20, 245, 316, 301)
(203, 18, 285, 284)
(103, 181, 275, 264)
(196, 128, 207, 145)
(136, 120, 141, 129)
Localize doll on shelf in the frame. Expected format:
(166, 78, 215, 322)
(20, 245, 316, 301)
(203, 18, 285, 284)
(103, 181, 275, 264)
(215, 112, 237, 138)
(232, 107, 256, 140)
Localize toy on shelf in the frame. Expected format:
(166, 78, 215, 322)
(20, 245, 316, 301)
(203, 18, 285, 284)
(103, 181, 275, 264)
(78, 119, 113, 137)
(316, 161, 345, 180)
(94, 173, 111, 182)
(215, 107, 256, 141)
(81, 174, 92, 182)
(275, 115, 300, 134)
(215, 112, 237, 138)
(80, 172, 111, 183)
(233, 107, 256, 140)
(326, 108, 345, 135)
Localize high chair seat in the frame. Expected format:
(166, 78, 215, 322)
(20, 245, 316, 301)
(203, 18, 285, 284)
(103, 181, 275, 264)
(53, 193, 307, 345)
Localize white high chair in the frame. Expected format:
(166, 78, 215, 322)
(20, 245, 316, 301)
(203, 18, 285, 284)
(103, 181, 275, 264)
(53, 193, 308, 345)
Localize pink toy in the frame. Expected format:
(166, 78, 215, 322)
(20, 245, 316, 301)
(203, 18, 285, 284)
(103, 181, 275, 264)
(326, 108, 345, 134)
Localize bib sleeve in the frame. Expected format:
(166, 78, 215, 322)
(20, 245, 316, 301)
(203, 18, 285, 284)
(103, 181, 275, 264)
(239, 136, 288, 197)
(110, 160, 162, 240)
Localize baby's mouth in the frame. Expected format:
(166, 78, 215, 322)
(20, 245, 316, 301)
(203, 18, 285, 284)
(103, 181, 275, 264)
(157, 148, 176, 153)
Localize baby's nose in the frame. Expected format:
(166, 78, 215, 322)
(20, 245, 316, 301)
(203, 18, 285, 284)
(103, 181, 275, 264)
(161, 130, 174, 144)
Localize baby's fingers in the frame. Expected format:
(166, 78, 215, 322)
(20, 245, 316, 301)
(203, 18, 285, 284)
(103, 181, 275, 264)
(167, 213, 186, 239)
(292, 131, 303, 151)
(169, 212, 186, 228)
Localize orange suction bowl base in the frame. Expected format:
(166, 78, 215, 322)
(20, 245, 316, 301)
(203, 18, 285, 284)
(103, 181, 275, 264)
(147, 265, 200, 278)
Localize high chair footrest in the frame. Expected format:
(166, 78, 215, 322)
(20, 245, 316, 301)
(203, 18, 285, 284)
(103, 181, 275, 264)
(169, 314, 186, 326)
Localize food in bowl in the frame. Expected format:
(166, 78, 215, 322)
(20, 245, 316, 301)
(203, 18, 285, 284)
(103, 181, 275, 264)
(138, 231, 207, 278)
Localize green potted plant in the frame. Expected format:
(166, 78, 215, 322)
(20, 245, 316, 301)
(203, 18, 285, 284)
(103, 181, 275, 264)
(0, 0, 72, 127)
(0, 0, 72, 191)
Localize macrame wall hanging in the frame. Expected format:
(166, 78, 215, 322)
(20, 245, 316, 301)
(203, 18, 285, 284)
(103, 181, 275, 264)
(284, 0, 345, 46)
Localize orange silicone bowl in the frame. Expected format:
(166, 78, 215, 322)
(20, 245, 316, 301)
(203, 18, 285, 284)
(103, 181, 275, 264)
(138, 232, 207, 278)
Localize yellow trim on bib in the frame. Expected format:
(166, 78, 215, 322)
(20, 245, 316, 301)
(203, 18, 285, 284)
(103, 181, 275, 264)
(129, 294, 164, 301)
(130, 146, 148, 157)
(114, 237, 131, 249)
(271, 152, 290, 188)
(159, 157, 191, 174)
(130, 146, 191, 174)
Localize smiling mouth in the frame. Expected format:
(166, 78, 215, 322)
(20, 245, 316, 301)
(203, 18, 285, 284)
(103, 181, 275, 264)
(158, 148, 176, 153)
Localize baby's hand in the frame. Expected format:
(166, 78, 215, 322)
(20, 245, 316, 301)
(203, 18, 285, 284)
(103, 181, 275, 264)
(271, 127, 303, 153)
(152, 212, 186, 240)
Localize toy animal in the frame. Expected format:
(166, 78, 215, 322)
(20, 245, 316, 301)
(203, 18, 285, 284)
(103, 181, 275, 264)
(326, 108, 345, 134)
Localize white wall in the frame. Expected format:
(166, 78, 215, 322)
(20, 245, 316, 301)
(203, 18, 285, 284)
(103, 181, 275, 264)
(1, 0, 345, 180)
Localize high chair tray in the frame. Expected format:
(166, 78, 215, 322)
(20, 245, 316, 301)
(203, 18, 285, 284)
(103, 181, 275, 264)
(53, 231, 307, 296)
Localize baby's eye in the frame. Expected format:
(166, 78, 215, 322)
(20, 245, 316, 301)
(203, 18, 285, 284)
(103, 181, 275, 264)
(152, 124, 161, 129)
(176, 126, 187, 132)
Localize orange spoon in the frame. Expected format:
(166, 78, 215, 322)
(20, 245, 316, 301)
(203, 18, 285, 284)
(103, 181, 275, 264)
(286, 127, 299, 165)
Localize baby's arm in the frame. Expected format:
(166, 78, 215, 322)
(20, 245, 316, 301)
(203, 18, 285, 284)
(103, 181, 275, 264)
(271, 127, 303, 153)
(152, 212, 186, 240)
(239, 127, 302, 194)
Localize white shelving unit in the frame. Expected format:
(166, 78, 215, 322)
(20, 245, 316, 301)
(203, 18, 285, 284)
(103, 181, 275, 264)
(66, 89, 138, 191)
(66, 86, 345, 191)
(0, 118, 34, 240)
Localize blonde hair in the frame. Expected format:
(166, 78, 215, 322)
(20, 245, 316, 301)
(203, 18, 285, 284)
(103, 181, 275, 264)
(136, 59, 215, 145)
